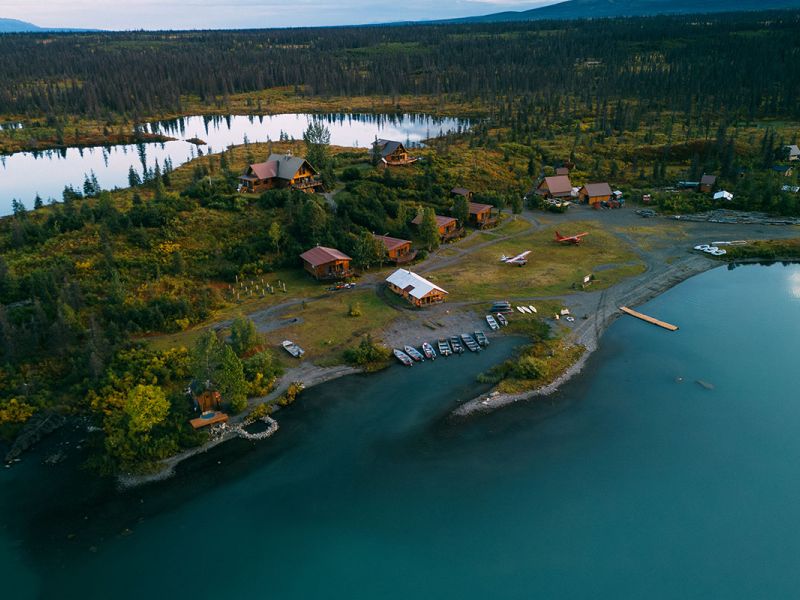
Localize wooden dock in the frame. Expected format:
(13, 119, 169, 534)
(619, 306, 678, 331)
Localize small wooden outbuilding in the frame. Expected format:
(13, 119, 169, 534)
(373, 234, 416, 264)
(411, 213, 459, 239)
(451, 187, 474, 201)
(195, 390, 221, 413)
(536, 175, 573, 198)
(578, 183, 613, 207)
(299, 246, 353, 280)
(468, 202, 496, 228)
(699, 174, 717, 194)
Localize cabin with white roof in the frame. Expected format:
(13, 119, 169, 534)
(385, 269, 448, 307)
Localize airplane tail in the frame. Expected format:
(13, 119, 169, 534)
(555, 231, 563, 240)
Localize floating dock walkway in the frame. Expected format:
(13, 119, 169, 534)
(619, 306, 678, 331)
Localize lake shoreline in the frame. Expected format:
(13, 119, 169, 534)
(117, 253, 800, 488)
(452, 252, 721, 416)
(116, 363, 361, 489)
(0, 132, 175, 157)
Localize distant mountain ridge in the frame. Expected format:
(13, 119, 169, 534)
(449, 0, 800, 23)
(0, 17, 97, 33)
(0, 18, 43, 32)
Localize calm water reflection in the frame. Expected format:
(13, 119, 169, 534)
(0, 113, 470, 215)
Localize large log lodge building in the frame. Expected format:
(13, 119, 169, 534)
(239, 153, 323, 194)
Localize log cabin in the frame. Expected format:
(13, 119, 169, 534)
(536, 175, 573, 198)
(699, 174, 717, 194)
(386, 269, 448, 307)
(375, 139, 417, 166)
(239, 153, 323, 194)
(299, 246, 354, 280)
(468, 202, 496, 228)
(195, 390, 222, 413)
(373, 234, 416, 264)
(578, 182, 613, 207)
(411, 213, 459, 240)
(451, 187, 474, 201)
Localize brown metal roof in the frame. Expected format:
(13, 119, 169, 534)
(541, 175, 572, 195)
(412, 214, 457, 228)
(451, 187, 472, 197)
(556, 167, 570, 176)
(468, 202, 492, 215)
(299, 246, 352, 267)
(700, 174, 717, 185)
(581, 182, 613, 198)
(373, 234, 411, 252)
(245, 154, 316, 181)
(249, 160, 279, 180)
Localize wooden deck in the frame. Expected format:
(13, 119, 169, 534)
(392, 250, 419, 264)
(190, 411, 229, 429)
(619, 306, 678, 331)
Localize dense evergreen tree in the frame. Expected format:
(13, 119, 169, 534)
(0, 11, 798, 120)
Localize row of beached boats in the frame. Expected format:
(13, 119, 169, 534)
(393, 332, 490, 366)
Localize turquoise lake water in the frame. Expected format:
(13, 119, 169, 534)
(2, 262, 800, 599)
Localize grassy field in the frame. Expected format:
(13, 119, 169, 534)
(262, 289, 397, 361)
(457, 217, 531, 250)
(428, 221, 645, 301)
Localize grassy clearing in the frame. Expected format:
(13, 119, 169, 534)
(148, 286, 398, 364)
(262, 289, 397, 361)
(429, 221, 644, 301)
(456, 217, 531, 250)
(143, 268, 324, 351)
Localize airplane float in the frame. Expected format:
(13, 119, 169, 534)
(500, 250, 532, 266)
(554, 231, 589, 245)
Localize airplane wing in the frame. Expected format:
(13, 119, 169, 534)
(510, 250, 531, 262)
(555, 232, 589, 243)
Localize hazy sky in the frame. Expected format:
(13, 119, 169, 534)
(0, 0, 560, 29)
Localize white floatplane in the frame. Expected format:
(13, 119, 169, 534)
(500, 250, 532, 266)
